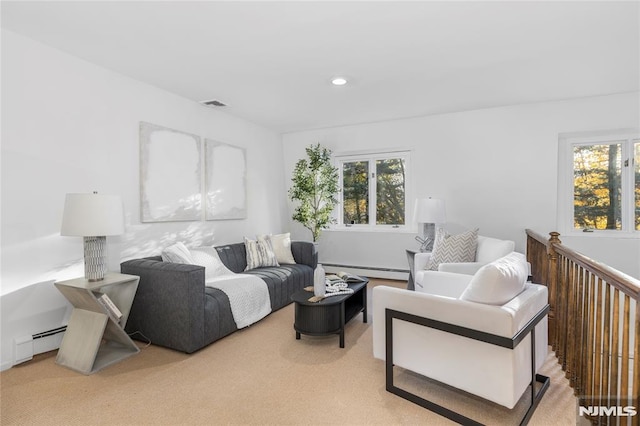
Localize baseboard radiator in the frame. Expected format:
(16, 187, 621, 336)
(321, 263, 409, 281)
(14, 326, 66, 365)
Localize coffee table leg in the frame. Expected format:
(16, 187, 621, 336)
(339, 302, 345, 348)
(363, 285, 368, 323)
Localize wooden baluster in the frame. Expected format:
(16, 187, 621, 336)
(548, 232, 560, 350)
(559, 255, 568, 366)
(610, 289, 620, 426)
(632, 300, 639, 426)
(567, 261, 576, 381)
(576, 266, 585, 395)
(594, 277, 604, 417)
(585, 272, 595, 413)
(602, 283, 611, 422)
(621, 295, 631, 426)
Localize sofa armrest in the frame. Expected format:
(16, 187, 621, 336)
(291, 241, 318, 270)
(120, 258, 207, 353)
(438, 262, 484, 275)
(414, 252, 432, 277)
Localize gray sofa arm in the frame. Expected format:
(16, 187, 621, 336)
(120, 257, 206, 353)
(291, 241, 317, 270)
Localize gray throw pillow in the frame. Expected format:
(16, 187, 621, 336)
(427, 228, 478, 271)
(244, 237, 279, 270)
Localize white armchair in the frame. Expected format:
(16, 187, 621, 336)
(373, 261, 549, 424)
(414, 235, 514, 290)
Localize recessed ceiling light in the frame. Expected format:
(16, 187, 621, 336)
(331, 77, 348, 86)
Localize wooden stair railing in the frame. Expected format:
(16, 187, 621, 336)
(526, 230, 639, 425)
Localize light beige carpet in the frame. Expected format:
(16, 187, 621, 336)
(1, 280, 576, 425)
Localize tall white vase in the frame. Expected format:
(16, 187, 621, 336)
(314, 264, 326, 297)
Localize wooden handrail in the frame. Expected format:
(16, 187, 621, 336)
(552, 244, 640, 299)
(525, 230, 639, 425)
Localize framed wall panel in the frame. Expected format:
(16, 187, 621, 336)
(205, 140, 247, 220)
(140, 122, 202, 222)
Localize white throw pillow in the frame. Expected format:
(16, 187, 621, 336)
(244, 237, 279, 271)
(161, 242, 195, 264)
(190, 247, 234, 279)
(426, 228, 478, 271)
(259, 233, 296, 264)
(459, 252, 528, 305)
(476, 236, 516, 264)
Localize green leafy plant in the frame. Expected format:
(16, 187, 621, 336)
(289, 143, 339, 242)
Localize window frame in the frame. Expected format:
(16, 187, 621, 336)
(558, 130, 639, 237)
(333, 149, 412, 231)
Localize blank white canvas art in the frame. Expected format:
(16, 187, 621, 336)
(205, 140, 246, 220)
(140, 122, 202, 222)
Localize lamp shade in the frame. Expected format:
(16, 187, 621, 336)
(413, 198, 446, 224)
(61, 193, 124, 236)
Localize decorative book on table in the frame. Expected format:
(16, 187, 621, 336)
(96, 293, 123, 322)
(326, 271, 366, 283)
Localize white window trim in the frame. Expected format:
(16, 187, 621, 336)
(557, 129, 639, 238)
(333, 148, 413, 232)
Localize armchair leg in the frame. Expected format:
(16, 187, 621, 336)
(385, 308, 550, 426)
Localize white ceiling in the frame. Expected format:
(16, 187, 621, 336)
(2, 1, 639, 133)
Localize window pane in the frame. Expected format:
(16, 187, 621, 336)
(635, 141, 640, 230)
(343, 161, 369, 224)
(573, 144, 622, 230)
(376, 158, 405, 225)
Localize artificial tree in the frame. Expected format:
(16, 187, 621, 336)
(288, 143, 339, 242)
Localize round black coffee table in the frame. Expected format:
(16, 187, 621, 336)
(291, 279, 368, 348)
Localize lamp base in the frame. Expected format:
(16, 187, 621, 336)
(83, 236, 107, 281)
(415, 223, 436, 252)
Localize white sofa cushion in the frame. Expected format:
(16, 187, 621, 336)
(426, 228, 478, 270)
(460, 252, 528, 305)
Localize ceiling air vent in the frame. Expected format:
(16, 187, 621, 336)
(200, 99, 227, 107)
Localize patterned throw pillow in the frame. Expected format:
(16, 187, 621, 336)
(426, 228, 478, 271)
(244, 237, 279, 271)
(161, 242, 195, 264)
(258, 233, 297, 264)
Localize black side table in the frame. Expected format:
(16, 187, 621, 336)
(291, 279, 368, 348)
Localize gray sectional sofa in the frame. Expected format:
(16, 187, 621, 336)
(120, 241, 317, 353)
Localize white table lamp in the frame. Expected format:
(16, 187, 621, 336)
(413, 198, 446, 252)
(61, 192, 124, 281)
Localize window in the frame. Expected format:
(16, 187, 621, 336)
(561, 132, 639, 234)
(336, 151, 410, 228)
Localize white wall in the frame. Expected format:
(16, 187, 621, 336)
(0, 30, 288, 369)
(282, 92, 640, 279)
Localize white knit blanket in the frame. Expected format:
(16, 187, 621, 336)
(205, 274, 271, 329)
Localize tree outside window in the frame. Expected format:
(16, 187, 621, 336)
(569, 137, 639, 232)
(338, 151, 408, 227)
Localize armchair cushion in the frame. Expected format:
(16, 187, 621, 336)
(460, 252, 528, 305)
(476, 236, 516, 264)
(426, 228, 478, 270)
